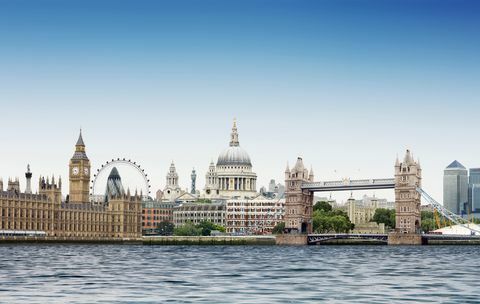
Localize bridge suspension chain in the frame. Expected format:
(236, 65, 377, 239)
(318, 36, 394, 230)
(416, 187, 480, 234)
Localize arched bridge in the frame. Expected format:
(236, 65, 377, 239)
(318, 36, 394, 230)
(308, 233, 388, 245)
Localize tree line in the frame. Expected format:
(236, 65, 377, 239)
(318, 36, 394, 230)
(156, 220, 226, 236)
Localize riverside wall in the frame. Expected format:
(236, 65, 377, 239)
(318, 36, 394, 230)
(388, 233, 424, 245)
(275, 234, 308, 245)
(3, 235, 480, 246)
(144, 235, 276, 245)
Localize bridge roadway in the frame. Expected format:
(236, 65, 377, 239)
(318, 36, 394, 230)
(302, 178, 395, 192)
(307, 233, 480, 245)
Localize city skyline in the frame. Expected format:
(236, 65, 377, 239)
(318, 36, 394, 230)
(1, 1, 480, 203)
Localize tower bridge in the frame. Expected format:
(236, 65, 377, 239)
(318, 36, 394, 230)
(281, 149, 424, 245)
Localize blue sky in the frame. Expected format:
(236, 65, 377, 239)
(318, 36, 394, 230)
(0, 0, 479, 202)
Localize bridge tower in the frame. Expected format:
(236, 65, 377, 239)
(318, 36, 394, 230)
(284, 157, 314, 234)
(389, 149, 423, 245)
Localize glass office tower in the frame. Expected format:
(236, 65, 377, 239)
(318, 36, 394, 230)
(469, 168, 480, 212)
(443, 160, 468, 214)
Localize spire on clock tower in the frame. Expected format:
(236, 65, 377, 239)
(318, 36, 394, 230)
(76, 128, 85, 146)
(69, 129, 91, 203)
(72, 129, 88, 160)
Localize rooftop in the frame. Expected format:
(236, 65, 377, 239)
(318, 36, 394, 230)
(446, 160, 466, 170)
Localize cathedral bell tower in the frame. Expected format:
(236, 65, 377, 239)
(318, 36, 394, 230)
(69, 130, 91, 203)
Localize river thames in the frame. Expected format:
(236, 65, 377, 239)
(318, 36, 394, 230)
(0, 244, 479, 303)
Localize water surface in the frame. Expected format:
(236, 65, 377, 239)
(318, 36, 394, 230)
(0, 244, 478, 303)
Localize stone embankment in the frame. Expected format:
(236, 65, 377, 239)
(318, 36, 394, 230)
(0, 236, 143, 244)
(144, 235, 276, 245)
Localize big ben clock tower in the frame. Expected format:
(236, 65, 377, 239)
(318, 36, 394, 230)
(69, 130, 91, 203)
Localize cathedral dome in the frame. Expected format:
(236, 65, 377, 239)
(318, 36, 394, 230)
(216, 120, 252, 167)
(217, 146, 252, 166)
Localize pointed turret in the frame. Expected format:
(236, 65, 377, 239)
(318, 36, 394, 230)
(403, 149, 413, 165)
(293, 157, 304, 172)
(229, 118, 240, 147)
(71, 129, 89, 160)
(76, 129, 85, 146)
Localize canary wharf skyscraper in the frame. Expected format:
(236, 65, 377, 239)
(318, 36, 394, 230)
(469, 168, 480, 213)
(443, 160, 468, 214)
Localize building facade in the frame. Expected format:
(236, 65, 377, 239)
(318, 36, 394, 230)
(142, 200, 175, 234)
(225, 195, 285, 235)
(394, 150, 422, 234)
(284, 157, 314, 233)
(0, 131, 142, 239)
(173, 202, 226, 227)
(443, 160, 468, 214)
(469, 168, 480, 213)
(336, 195, 386, 234)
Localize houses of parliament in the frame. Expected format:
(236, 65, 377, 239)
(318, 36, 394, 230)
(0, 132, 142, 240)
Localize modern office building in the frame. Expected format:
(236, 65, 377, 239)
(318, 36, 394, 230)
(469, 168, 480, 213)
(443, 160, 468, 214)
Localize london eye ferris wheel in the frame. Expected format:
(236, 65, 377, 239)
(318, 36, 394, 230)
(90, 158, 152, 202)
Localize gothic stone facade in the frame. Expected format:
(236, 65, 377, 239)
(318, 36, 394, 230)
(284, 157, 314, 234)
(0, 132, 142, 240)
(394, 149, 422, 234)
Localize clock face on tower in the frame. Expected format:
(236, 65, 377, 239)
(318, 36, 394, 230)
(72, 167, 79, 175)
(84, 168, 89, 175)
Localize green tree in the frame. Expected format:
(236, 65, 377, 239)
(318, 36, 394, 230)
(157, 221, 174, 236)
(421, 211, 434, 220)
(312, 209, 354, 233)
(173, 221, 202, 236)
(421, 218, 436, 233)
(313, 201, 333, 212)
(372, 208, 396, 229)
(272, 222, 285, 234)
(196, 220, 225, 236)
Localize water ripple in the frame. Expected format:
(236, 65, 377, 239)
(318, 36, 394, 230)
(0, 245, 480, 303)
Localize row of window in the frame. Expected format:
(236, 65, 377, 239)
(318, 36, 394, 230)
(142, 216, 172, 221)
(142, 209, 173, 215)
(226, 208, 284, 213)
(175, 213, 224, 217)
(227, 203, 284, 207)
(227, 215, 283, 220)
